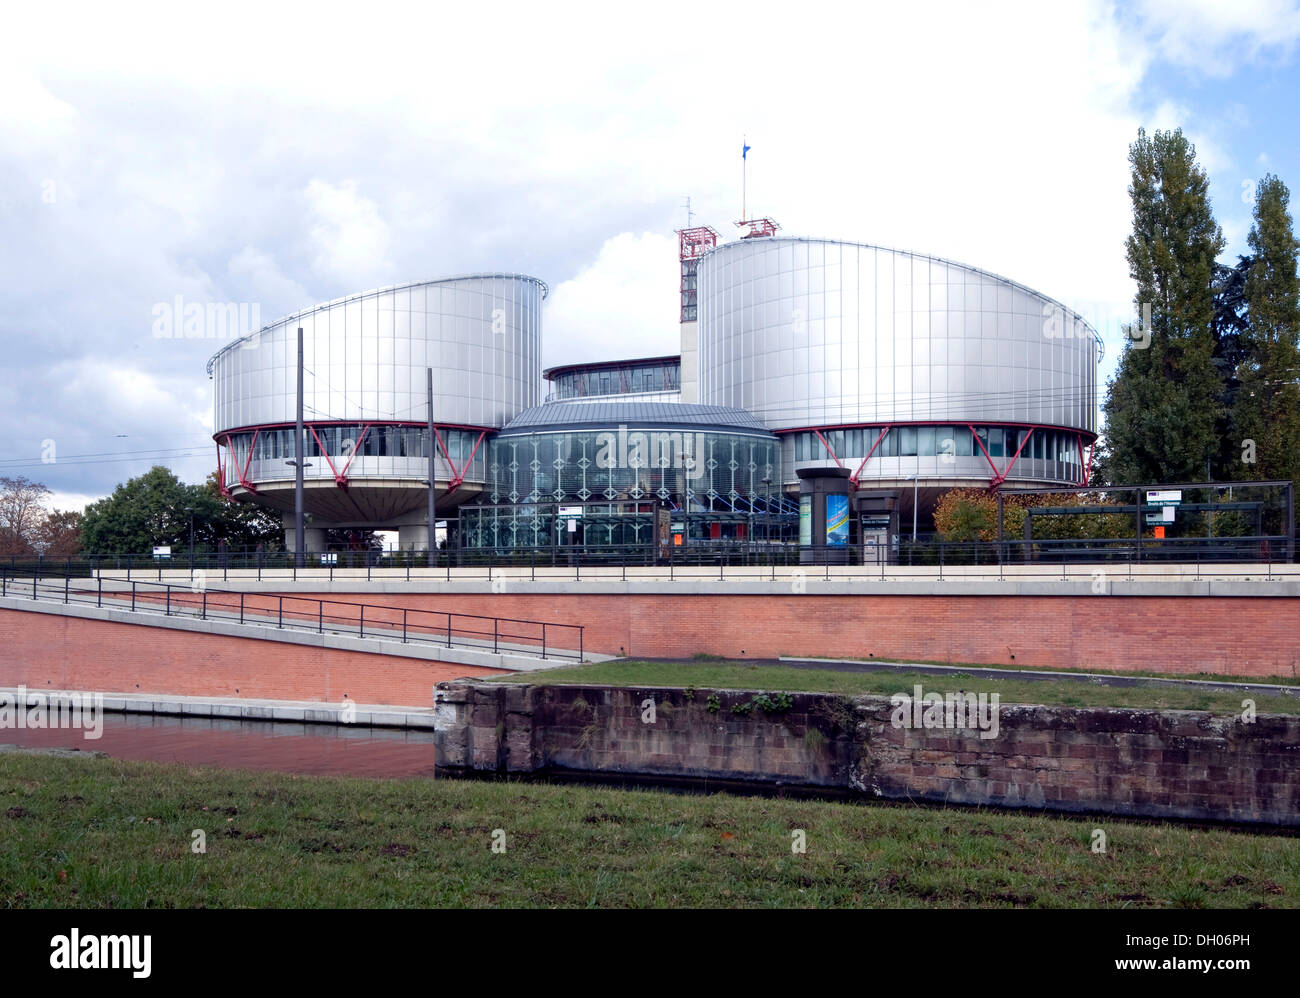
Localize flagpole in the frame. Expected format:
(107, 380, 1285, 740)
(742, 136, 747, 221)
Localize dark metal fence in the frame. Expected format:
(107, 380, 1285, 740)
(0, 572, 584, 661)
(2, 533, 1292, 584)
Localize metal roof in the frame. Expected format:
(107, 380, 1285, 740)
(542, 355, 681, 380)
(498, 401, 774, 436)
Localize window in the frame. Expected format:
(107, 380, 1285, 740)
(918, 426, 935, 457)
(899, 427, 917, 457)
(1032, 431, 1043, 460)
(988, 428, 1004, 458)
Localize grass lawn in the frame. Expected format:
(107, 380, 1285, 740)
(824, 656, 1300, 686)
(1, 752, 1296, 908)
(494, 660, 1300, 716)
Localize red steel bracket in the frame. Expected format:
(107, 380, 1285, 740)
(306, 424, 346, 486)
(215, 440, 232, 498)
(991, 428, 1034, 488)
(849, 425, 891, 486)
(228, 430, 260, 494)
(813, 429, 844, 469)
(335, 423, 372, 486)
(967, 424, 999, 482)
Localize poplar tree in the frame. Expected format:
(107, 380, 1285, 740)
(1234, 174, 1300, 492)
(1100, 128, 1226, 485)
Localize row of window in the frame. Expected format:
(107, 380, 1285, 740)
(485, 431, 779, 509)
(550, 364, 682, 400)
(790, 426, 1084, 465)
(225, 425, 486, 477)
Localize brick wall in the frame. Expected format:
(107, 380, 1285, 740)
(267, 591, 1300, 676)
(435, 681, 1300, 826)
(0, 608, 504, 706)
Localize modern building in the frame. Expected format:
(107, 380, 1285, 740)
(207, 273, 545, 552)
(696, 235, 1100, 524)
(208, 226, 1100, 556)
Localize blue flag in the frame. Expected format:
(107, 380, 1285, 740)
(742, 142, 751, 160)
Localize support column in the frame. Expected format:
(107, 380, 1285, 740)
(283, 525, 326, 554)
(398, 524, 431, 551)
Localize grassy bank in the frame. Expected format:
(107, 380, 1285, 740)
(1, 752, 1296, 908)
(493, 660, 1300, 716)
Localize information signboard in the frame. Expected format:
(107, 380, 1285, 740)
(826, 494, 849, 547)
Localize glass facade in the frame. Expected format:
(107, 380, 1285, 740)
(461, 423, 785, 548)
(221, 424, 486, 490)
(547, 359, 681, 401)
(786, 424, 1085, 484)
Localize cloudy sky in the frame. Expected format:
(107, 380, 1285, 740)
(2, 0, 1299, 510)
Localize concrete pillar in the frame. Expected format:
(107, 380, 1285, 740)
(398, 524, 430, 551)
(679, 321, 698, 403)
(283, 525, 326, 554)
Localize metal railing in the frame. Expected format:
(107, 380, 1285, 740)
(0, 572, 584, 661)
(1, 534, 1293, 584)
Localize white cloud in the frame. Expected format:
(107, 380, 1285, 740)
(544, 233, 680, 369)
(1136, 0, 1300, 74)
(46, 492, 98, 514)
(2, 0, 1297, 504)
(303, 179, 393, 288)
(226, 246, 312, 321)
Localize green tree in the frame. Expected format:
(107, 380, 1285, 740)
(1234, 175, 1300, 494)
(1210, 254, 1253, 474)
(80, 467, 283, 554)
(933, 488, 998, 542)
(1101, 128, 1226, 485)
(80, 466, 196, 554)
(200, 472, 283, 551)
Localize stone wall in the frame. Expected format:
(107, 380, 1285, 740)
(434, 681, 1300, 827)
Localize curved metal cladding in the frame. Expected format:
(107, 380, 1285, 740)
(696, 237, 1099, 490)
(461, 401, 785, 547)
(208, 274, 545, 521)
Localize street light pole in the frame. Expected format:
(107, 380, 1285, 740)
(907, 475, 919, 541)
(434, 369, 444, 569)
(294, 326, 305, 568)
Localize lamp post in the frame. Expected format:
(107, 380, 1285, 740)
(906, 475, 919, 541)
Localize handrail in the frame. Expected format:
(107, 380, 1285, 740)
(0, 572, 585, 661)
